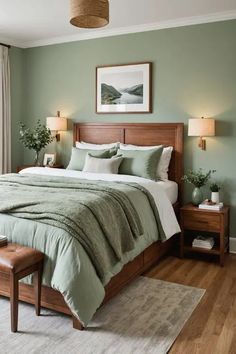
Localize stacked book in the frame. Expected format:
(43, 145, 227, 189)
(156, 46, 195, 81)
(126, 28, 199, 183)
(199, 200, 223, 211)
(0, 235, 8, 248)
(192, 236, 215, 249)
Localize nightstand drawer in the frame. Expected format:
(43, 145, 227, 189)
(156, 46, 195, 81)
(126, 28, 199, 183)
(183, 212, 220, 232)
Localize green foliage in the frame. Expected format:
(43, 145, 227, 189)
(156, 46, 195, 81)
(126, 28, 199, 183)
(210, 182, 221, 192)
(19, 120, 54, 152)
(182, 168, 216, 188)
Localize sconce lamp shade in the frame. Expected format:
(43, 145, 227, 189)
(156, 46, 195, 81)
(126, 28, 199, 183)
(188, 118, 215, 137)
(70, 0, 109, 29)
(46, 111, 68, 142)
(46, 117, 67, 132)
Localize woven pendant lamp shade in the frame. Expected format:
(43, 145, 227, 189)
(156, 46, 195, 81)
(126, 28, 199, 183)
(70, 0, 109, 29)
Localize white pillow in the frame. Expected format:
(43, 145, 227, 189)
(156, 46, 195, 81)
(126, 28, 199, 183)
(83, 154, 123, 174)
(76, 141, 120, 150)
(119, 143, 160, 150)
(119, 143, 173, 180)
(157, 146, 173, 180)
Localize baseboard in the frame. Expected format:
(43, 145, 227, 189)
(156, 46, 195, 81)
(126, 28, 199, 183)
(229, 237, 236, 254)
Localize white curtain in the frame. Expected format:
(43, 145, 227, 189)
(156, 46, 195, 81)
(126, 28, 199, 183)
(0, 45, 11, 174)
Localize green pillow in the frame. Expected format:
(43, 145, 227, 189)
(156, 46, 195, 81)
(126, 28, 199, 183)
(67, 147, 117, 171)
(118, 147, 163, 180)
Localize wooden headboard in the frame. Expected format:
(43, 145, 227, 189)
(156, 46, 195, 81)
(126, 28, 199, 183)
(73, 123, 184, 203)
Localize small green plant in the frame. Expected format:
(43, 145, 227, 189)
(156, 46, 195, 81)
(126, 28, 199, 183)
(19, 120, 53, 152)
(182, 168, 216, 188)
(19, 120, 54, 165)
(210, 183, 221, 192)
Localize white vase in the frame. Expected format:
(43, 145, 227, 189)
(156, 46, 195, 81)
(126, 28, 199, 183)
(211, 192, 220, 204)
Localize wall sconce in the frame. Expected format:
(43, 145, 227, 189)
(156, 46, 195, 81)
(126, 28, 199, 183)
(46, 111, 68, 142)
(188, 117, 215, 150)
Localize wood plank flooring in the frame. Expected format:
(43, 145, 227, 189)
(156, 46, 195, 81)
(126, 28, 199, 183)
(144, 254, 236, 354)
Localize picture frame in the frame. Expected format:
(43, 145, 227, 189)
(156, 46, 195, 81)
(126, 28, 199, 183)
(96, 62, 152, 114)
(43, 153, 56, 167)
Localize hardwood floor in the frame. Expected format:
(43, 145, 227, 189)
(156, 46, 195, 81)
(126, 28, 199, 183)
(144, 254, 236, 354)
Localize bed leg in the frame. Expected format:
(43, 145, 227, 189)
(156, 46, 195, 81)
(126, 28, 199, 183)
(72, 315, 84, 330)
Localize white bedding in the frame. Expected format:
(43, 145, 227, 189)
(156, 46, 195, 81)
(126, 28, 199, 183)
(19, 167, 181, 239)
(157, 180, 178, 204)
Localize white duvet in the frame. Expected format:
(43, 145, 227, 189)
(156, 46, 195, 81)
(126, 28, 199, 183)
(20, 167, 181, 239)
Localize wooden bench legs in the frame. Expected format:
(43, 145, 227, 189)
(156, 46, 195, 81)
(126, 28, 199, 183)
(9, 261, 43, 332)
(33, 262, 43, 317)
(10, 273, 19, 333)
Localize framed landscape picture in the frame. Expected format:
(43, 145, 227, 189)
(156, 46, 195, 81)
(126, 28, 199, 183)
(96, 62, 152, 114)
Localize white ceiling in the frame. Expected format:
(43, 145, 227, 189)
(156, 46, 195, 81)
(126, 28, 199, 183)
(0, 0, 236, 48)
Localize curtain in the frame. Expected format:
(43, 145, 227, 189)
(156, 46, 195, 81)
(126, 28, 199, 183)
(0, 45, 11, 174)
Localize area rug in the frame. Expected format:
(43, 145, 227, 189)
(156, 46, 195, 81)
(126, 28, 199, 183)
(0, 277, 205, 354)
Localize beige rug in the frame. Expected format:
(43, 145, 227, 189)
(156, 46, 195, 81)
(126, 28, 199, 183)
(0, 277, 205, 354)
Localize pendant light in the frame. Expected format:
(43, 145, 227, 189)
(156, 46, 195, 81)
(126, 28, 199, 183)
(70, 0, 109, 29)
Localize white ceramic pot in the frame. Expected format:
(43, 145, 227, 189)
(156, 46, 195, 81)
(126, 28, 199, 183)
(211, 191, 220, 204)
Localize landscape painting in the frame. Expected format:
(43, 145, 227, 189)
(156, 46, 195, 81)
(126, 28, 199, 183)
(96, 62, 152, 113)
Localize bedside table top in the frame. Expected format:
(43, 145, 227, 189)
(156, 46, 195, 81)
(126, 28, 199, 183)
(44, 164, 64, 169)
(181, 203, 229, 215)
(17, 164, 64, 172)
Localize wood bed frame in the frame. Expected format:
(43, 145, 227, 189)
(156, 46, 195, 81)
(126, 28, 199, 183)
(0, 123, 184, 330)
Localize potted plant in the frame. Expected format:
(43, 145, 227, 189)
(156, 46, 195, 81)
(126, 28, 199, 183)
(19, 120, 54, 166)
(210, 183, 221, 204)
(182, 168, 216, 206)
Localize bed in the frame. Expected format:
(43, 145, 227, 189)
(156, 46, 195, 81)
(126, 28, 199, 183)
(0, 122, 184, 330)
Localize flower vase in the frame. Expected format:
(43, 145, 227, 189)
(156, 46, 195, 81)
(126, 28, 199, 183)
(211, 192, 220, 204)
(34, 151, 41, 166)
(192, 187, 203, 206)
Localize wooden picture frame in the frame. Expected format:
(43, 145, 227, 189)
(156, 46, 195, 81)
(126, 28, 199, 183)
(43, 153, 56, 167)
(96, 62, 152, 114)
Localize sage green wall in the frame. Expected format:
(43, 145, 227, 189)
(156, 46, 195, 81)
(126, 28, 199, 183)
(20, 20, 236, 235)
(10, 46, 24, 171)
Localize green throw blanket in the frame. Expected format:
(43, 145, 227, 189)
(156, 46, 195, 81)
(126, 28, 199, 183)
(0, 174, 164, 281)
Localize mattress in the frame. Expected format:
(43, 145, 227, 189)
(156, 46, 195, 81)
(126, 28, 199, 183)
(157, 180, 178, 205)
(19, 167, 180, 239)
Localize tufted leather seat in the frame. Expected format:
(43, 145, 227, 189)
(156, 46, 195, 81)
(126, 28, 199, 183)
(0, 244, 44, 273)
(0, 243, 44, 332)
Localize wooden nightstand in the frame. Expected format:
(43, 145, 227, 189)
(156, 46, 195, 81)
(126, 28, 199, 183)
(180, 203, 230, 266)
(17, 165, 64, 173)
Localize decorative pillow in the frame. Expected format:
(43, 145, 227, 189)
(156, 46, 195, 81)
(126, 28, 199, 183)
(157, 146, 173, 180)
(118, 147, 163, 181)
(83, 154, 123, 174)
(76, 141, 120, 150)
(119, 143, 153, 150)
(119, 143, 173, 180)
(67, 147, 117, 171)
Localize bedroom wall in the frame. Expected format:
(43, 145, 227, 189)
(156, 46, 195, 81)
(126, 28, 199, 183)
(10, 46, 24, 171)
(18, 19, 236, 236)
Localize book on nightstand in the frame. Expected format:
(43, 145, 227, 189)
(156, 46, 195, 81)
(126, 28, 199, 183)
(0, 235, 8, 247)
(199, 200, 223, 211)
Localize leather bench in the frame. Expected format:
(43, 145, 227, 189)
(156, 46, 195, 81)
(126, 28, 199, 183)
(0, 243, 44, 332)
